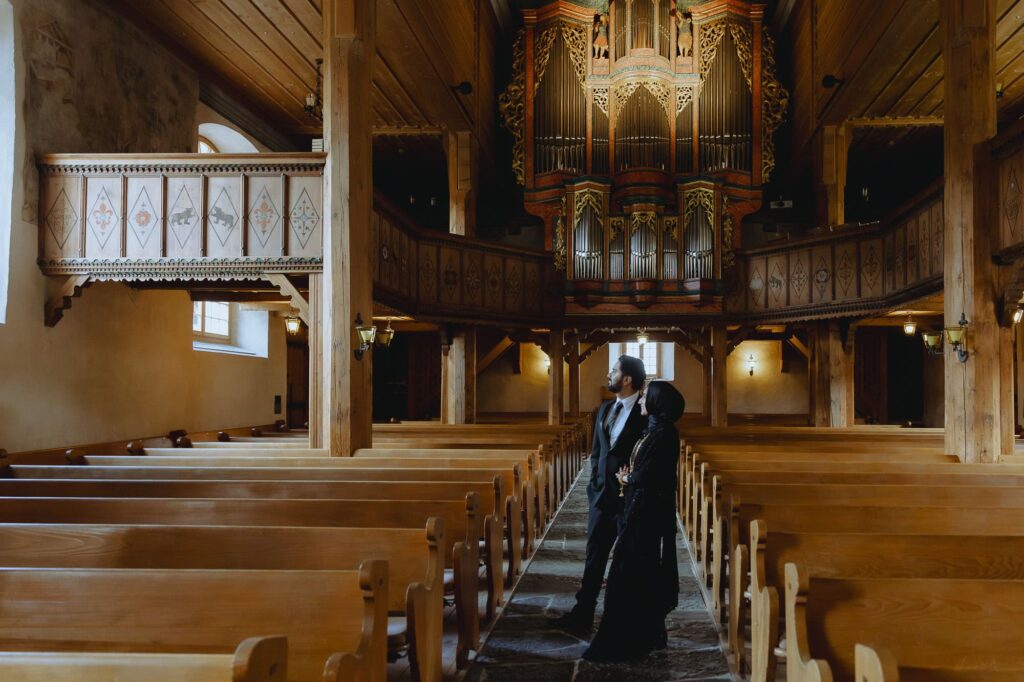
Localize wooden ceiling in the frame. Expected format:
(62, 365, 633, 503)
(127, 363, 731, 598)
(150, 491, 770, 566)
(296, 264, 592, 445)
(110, 0, 503, 155)
(785, 0, 1024, 165)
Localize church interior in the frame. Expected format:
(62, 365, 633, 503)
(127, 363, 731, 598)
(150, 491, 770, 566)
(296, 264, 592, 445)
(2, 0, 1024, 679)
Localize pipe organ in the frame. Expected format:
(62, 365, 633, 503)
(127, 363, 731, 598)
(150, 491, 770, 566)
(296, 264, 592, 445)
(500, 0, 788, 312)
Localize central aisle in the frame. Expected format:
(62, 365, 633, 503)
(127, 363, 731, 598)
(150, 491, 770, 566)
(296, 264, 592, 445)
(464, 468, 730, 681)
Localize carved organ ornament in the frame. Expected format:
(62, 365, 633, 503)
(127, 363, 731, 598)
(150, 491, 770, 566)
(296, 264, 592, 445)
(499, 0, 788, 311)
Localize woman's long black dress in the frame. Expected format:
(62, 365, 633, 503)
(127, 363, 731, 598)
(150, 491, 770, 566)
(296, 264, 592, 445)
(583, 382, 682, 662)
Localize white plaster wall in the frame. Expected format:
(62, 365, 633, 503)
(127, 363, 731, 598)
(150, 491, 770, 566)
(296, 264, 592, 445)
(0, 0, 286, 452)
(727, 340, 809, 414)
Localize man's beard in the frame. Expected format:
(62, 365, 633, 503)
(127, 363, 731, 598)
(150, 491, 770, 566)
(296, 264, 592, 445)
(607, 378, 622, 393)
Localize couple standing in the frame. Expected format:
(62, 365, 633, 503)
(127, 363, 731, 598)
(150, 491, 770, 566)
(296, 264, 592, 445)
(551, 355, 685, 662)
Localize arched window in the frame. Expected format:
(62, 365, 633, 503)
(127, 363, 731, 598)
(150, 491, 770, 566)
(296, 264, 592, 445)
(197, 135, 219, 154)
(197, 122, 258, 154)
(0, 0, 14, 324)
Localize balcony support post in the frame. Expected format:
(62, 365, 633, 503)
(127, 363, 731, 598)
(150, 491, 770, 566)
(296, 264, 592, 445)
(549, 329, 565, 425)
(320, 0, 375, 455)
(710, 326, 728, 426)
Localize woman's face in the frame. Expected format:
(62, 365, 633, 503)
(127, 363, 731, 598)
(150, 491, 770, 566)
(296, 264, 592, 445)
(639, 390, 647, 416)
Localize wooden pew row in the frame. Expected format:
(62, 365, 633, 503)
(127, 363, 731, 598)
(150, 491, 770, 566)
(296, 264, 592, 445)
(352, 448, 548, 532)
(0, 496, 481, 669)
(0, 477, 508, 624)
(7, 464, 526, 582)
(95, 454, 541, 557)
(746, 521, 1024, 682)
(725, 504, 1024, 681)
(0, 523, 445, 682)
(784, 563, 1024, 682)
(0, 636, 287, 682)
(0, 562, 387, 682)
(853, 643, 1024, 682)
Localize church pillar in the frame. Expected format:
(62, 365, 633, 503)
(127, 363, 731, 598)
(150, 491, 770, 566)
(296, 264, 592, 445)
(307, 274, 323, 446)
(809, 324, 831, 427)
(941, 0, 1007, 462)
(443, 330, 469, 424)
(820, 124, 849, 226)
(549, 329, 565, 425)
(448, 130, 477, 237)
(827, 322, 855, 427)
(568, 333, 581, 418)
(710, 327, 728, 426)
(701, 349, 712, 421)
(321, 0, 374, 454)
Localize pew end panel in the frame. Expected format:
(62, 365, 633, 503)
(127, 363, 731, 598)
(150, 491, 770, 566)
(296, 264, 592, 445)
(855, 644, 899, 682)
(784, 562, 833, 682)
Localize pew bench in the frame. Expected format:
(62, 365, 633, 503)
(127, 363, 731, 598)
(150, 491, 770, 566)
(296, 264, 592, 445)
(0, 636, 287, 682)
(0, 562, 388, 682)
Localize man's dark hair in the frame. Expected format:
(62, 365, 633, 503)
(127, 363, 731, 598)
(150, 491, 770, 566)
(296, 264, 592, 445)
(617, 354, 647, 389)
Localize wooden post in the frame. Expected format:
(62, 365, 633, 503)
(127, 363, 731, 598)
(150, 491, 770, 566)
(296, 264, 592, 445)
(1016, 325, 1024, 432)
(710, 327, 728, 426)
(307, 274, 323, 446)
(549, 329, 565, 425)
(821, 124, 849, 226)
(568, 333, 581, 418)
(444, 331, 468, 424)
(941, 0, 1004, 462)
(702, 352, 713, 421)
(465, 328, 477, 424)
(827, 322, 854, 427)
(809, 323, 831, 427)
(448, 130, 476, 237)
(321, 0, 374, 455)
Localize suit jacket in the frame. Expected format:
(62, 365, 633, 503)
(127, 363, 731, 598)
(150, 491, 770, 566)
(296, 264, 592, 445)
(587, 398, 647, 513)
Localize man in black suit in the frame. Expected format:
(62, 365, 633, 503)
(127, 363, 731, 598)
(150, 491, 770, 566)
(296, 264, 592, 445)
(551, 354, 647, 635)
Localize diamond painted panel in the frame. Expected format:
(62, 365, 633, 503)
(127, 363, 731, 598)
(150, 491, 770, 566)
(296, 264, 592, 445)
(419, 245, 438, 303)
(287, 176, 322, 257)
(166, 177, 202, 258)
(1002, 156, 1023, 247)
(767, 256, 786, 308)
(505, 259, 523, 313)
(206, 177, 242, 257)
(835, 242, 857, 301)
(440, 247, 461, 306)
(811, 247, 832, 303)
(860, 239, 883, 298)
(788, 250, 809, 306)
(747, 257, 766, 309)
(85, 177, 121, 259)
(483, 254, 503, 311)
(247, 177, 283, 256)
(524, 262, 542, 314)
(464, 252, 483, 307)
(42, 176, 81, 259)
(126, 178, 162, 257)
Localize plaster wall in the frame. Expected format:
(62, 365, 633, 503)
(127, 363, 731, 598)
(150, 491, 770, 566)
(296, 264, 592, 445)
(727, 340, 809, 415)
(0, 0, 286, 452)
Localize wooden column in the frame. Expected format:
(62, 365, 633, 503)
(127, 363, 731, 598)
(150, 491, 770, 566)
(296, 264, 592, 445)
(307, 274, 323, 447)
(1016, 325, 1024, 432)
(820, 124, 849, 226)
(439, 335, 450, 423)
(710, 327, 728, 426)
(448, 130, 476, 237)
(321, 0, 374, 455)
(941, 0, 1004, 462)
(702, 352, 713, 421)
(549, 329, 565, 425)
(827, 322, 855, 427)
(444, 331, 468, 424)
(808, 323, 831, 427)
(568, 334, 581, 418)
(465, 328, 477, 424)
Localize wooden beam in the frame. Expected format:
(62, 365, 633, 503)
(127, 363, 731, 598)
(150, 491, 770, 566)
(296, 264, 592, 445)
(827, 322, 855, 427)
(710, 327, 728, 426)
(477, 336, 514, 375)
(372, 126, 445, 136)
(548, 329, 564, 425)
(321, 0, 375, 455)
(787, 334, 811, 360)
(941, 0, 1007, 462)
(44, 275, 90, 327)
(568, 335, 581, 418)
(266, 274, 310, 324)
(846, 116, 944, 128)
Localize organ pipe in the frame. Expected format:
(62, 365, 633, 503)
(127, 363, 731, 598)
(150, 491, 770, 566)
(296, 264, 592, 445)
(573, 200, 604, 280)
(614, 1, 627, 60)
(699, 32, 752, 173)
(615, 88, 669, 172)
(535, 35, 586, 175)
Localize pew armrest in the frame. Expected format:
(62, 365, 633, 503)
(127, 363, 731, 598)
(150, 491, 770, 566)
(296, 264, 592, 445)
(784, 562, 832, 682)
(855, 644, 899, 682)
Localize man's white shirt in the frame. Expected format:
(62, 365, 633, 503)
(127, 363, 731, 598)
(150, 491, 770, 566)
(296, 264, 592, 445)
(608, 391, 640, 448)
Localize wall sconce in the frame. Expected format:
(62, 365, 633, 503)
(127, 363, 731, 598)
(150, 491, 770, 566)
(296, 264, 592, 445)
(284, 316, 301, 335)
(747, 353, 756, 376)
(997, 82, 1005, 99)
(944, 313, 969, 363)
(354, 313, 376, 360)
(922, 331, 943, 355)
(544, 355, 551, 375)
(636, 328, 649, 345)
(821, 74, 845, 89)
(305, 58, 323, 121)
(902, 315, 917, 336)
(375, 319, 395, 348)
(451, 81, 473, 96)
(1014, 307, 1023, 324)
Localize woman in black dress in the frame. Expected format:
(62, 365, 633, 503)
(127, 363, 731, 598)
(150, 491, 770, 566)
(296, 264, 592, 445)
(582, 380, 684, 662)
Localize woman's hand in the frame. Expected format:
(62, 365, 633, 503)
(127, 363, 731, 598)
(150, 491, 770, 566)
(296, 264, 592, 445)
(615, 465, 631, 486)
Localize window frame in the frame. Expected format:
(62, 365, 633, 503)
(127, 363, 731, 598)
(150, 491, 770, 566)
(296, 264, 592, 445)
(192, 301, 231, 341)
(197, 135, 219, 154)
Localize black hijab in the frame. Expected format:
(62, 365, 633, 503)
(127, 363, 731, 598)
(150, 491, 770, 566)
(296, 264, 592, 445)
(643, 380, 685, 432)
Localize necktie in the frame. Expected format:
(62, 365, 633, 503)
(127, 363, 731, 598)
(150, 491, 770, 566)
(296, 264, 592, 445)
(605, 401, 623, 438)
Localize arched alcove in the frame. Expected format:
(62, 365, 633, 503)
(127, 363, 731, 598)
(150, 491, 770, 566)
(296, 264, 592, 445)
(197, 122, 259, 154)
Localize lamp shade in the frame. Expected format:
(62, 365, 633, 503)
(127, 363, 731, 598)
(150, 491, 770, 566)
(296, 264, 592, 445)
(922, 331, 942, 351)
(903, 317, 916, 336)
(284, 316, 301, 335)
(375, 324, 395, 347)
(636, 330, 649, 345)
(356, 325, 376, 346)
(944, 327, 965, 345)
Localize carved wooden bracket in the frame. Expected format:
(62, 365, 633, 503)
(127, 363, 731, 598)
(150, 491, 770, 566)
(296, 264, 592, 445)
(266, 274, 310, 324)
(44, 275, 90, 327)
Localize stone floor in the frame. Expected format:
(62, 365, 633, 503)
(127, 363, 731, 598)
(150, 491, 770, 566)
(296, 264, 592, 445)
(464, 468, 731, 682)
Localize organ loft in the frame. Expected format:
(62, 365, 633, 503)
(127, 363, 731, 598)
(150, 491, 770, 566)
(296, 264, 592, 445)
(5, 0, 1024, 679)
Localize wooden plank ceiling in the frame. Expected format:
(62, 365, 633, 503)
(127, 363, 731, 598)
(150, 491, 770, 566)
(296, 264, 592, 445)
(109, 0, 494, 142)
(788, 0, 1024, 161)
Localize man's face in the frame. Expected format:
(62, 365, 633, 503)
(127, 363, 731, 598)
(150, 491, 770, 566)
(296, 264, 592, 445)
(607, 362, 626, 393)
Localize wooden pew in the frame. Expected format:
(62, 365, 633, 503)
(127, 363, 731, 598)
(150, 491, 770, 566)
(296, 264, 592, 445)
(0, 523, 444, 682)
(0, 496, 480, 669)
(0, 562, 388, 682)
(746, 520, 1024, 682)
(853, 643, 1024, 682)
(0, 636, 287, 682)
(784, 562, 1024, 682)
(7, 464, 525, 583)
(0, 477, 508, 625)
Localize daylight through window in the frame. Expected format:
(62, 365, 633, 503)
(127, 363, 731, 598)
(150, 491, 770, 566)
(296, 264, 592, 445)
(193, 301, 230, 338)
